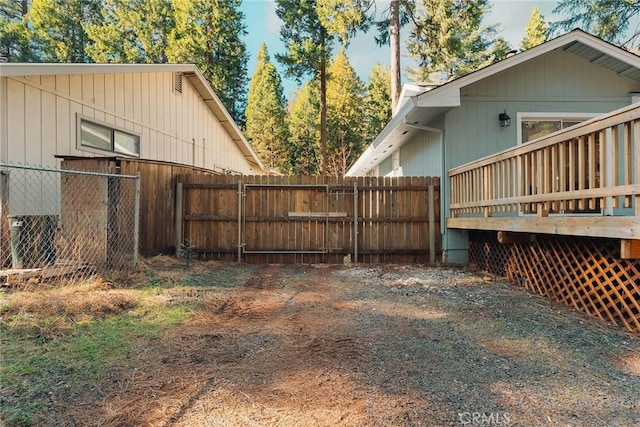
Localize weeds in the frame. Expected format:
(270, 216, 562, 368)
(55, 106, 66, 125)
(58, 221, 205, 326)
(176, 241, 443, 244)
(178, 240, 197, 268)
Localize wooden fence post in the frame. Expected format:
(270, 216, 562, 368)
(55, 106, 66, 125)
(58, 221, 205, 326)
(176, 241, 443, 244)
(353, 180, 358, 264)
(428, 182, 435, 265)
(237, 180, 242, 262)
(174, 181, 183, 257)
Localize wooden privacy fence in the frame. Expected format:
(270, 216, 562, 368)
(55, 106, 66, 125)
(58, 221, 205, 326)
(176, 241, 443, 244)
(175, 175, 440, 264)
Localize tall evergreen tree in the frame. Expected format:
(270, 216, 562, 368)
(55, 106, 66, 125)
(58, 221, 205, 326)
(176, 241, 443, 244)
(374, 0, 412, 112)
(29, 0, 102, 62)
(245, 44, 289, 173)
(276, 0, 368, 176)
(491, 36, 512, 62)
(286, 83, 320, 175)
(325, 49, 366, 177)
(364, 63, 392, 145)
(167, 0, 248, 124)
(553, 0, 640, 49)
(521, 5, 547, 50)
(85, 0, 173, 63)
(0, 0, 36, 61)
(406, 0, 498, 83)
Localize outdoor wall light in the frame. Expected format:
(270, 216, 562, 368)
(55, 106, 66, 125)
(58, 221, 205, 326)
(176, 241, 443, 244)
(499, 110, 511, 127)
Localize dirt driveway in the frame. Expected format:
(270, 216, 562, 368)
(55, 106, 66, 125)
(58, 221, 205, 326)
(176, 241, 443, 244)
(4, 261, 640, 426)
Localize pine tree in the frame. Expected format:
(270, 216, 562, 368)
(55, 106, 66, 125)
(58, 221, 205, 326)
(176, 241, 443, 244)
(325, 49, 366, 177)
(286, 83, 320, 175)
(374, 0, 412, 112)
(167, 0, 248, 124)
(521, 6, 547, 50)
(491, 36, 512, 63)
(553, 0, 640, 49)
(85, 0, 173, 63)
(276, 0, 368, 176)
(406, 0, 498, 83)
(29, 0, 102, 62)
(0, 0, 36, 61)
(364, 63, 392, 145)
(245, 44, 290, 173)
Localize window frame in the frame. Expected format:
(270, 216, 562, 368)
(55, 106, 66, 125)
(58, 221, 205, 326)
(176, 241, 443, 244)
(516, 112, 600, 145)
(76, 114, 140, 158)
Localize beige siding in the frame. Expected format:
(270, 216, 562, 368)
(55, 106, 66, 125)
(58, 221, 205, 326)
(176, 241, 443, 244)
(1, 71, 261, 174)
(0, 77, 7, 161)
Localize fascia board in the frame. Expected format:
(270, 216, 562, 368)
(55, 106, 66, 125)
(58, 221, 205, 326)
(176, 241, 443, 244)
(346, 99, 417, 176)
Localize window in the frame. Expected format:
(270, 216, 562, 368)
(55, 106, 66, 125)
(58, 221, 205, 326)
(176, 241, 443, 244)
(517, 113, 598, 144)
(78, 117, 140, 157)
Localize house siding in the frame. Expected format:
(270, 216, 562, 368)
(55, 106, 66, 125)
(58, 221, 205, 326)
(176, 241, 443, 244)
(378, 156, 393, 176)
(445, 50, 640, 170)
(440, 50, 640, 264)
(1, 72, 260, 174)
(400, 129, 442, 176)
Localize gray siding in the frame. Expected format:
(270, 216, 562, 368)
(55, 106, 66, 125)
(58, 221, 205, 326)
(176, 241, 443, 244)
(378, 156, 393, 176)
(445, 50, 640, 171)
(441, 49, 640, 264)
(400, 130, 442, 176)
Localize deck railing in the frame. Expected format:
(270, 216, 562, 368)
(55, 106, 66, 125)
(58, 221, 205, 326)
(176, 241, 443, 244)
(449, 103, 640, 218)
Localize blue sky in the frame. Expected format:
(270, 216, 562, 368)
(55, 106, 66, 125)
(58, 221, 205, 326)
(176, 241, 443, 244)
(240, 1, 565, 97)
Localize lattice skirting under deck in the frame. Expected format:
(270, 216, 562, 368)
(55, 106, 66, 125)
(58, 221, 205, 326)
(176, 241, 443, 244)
(468, 231, 640, 333)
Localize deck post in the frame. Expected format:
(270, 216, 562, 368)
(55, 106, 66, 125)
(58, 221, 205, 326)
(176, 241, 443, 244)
(634, 120, 640, 217)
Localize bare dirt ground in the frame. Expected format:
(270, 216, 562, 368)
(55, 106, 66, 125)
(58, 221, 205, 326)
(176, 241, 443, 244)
(4, 260, 640, 426)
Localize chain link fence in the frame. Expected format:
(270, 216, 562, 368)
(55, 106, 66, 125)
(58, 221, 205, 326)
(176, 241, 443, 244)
(1, 162, 140, 285)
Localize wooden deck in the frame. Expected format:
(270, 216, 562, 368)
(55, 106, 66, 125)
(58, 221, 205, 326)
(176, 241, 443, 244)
(448, 103, 640, 257)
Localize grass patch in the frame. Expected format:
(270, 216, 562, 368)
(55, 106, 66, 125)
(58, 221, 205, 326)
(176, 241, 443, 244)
(0, 277, 197, 427)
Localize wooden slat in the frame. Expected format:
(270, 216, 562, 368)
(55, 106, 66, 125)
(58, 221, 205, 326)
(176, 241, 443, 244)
(568, 138, 576, 211)
(578, 136, 586, 210)
(588, 132, 596, 209)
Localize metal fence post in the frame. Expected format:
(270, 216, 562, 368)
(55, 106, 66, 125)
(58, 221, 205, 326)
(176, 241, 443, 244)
(133, 172, 141, 267)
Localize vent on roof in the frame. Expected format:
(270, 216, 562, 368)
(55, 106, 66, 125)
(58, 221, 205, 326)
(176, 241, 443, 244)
(173, 72, 183, 94)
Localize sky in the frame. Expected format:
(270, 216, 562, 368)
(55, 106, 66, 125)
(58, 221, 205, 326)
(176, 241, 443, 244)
(240, 1, 566, 98)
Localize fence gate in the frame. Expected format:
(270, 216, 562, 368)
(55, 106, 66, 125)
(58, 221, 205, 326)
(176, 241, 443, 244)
(177, 175, 440, 264)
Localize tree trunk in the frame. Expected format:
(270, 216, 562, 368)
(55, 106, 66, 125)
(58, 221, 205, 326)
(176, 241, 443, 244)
(319, 29, 328, 176)
(390, 0, 401, 113)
